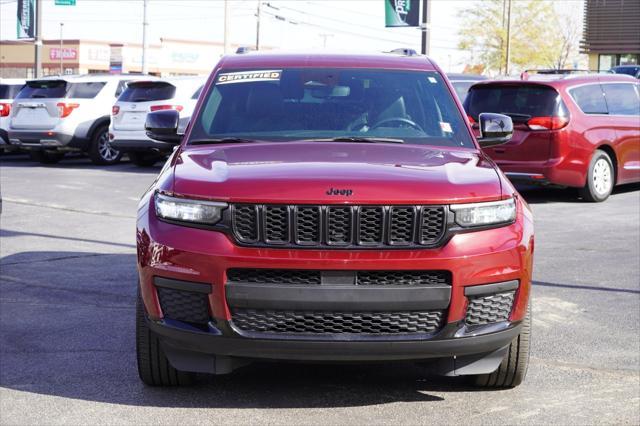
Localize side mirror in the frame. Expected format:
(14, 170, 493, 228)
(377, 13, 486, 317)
(477, 113, 513, 148)
(145, 110, 182, 144)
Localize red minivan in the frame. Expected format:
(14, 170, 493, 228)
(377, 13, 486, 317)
(135, 52, 534, 388)
(464, 74, 640, 201)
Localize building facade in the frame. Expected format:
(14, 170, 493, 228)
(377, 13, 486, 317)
(0, 38, 250, 78)
(581, 0, 640, 71)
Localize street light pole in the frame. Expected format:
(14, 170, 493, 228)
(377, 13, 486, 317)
(34, 0, 43, 77)
(421, 0, 431, 55)
(255, 1, 261, 50)
(224, 0, 230, 54)
(59, 23, 64, 75)
(141, 0, 149, 74)
(505, 0, 512, 75)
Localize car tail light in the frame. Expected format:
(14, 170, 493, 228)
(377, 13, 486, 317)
(57, 102, 80, 118)
(112, 105, 120, 116)
(527, 116, 569, 130)
(150, 104, 183, 112)
(0, 103, 11, 117)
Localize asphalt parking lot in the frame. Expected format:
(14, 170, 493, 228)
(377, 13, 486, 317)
(1, 154, 639, 425)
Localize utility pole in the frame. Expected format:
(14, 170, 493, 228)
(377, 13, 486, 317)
(34, 0, 43, 77)
(420, 0, 431, 55)
(505, 0, 512, 75)
(141, 0, 149, 74)
(59, 23, 64, 75)
(255, 1, 261, 50)
(224, 0, 230, 54)
(318, 33, 333, 48)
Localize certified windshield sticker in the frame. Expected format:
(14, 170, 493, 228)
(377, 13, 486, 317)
(440, 121, 453, 133)
(217, 70, 282, 84)
(428, 76, 437, 83)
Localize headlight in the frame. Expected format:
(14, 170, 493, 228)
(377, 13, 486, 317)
(450, 198, 516, 227)
(154, 193, 227, 224)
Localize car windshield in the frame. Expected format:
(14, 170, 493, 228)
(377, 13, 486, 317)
(189, 68, 474, 148)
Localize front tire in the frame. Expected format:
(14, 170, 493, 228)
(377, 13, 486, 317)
(29, 150, 65, 164)
(472, 302, 531, 388)
(579, 149, 614, 202)
(88, 125, 122, 165)
(136, 289, 193, 386)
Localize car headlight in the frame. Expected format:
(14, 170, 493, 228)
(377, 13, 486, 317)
(450, 198, 516, 227)
(154, 193, 227, 224)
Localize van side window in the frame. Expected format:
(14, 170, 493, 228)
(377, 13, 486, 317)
(602, 83, 640, 116)
(569, 84, 608, 114)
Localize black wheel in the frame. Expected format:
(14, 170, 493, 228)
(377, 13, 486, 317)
(128, 151, 162, 167)
(29, 150, 65, 164)
(579, 149, 614, 202)
(473, 302, 531, 388)
(136, 289, 193, 386)
(88, 125, 122, 165)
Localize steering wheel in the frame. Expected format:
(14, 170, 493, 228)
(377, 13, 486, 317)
(369, 117, 425, 133)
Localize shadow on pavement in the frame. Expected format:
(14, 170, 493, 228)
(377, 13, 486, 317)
(533, 280, 640, 295)
(517, 182, 640, 204)
(2, 251, 499, 409)
(0, 154, 163, 174)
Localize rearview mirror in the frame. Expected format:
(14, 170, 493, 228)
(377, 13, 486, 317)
(477, 113, 513, 148)
(145, 110, 182, 144)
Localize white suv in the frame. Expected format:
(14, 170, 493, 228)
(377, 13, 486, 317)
(110, 76, 205, 167)
(0, 78, 25, 152)
(8, 74, 153, 164)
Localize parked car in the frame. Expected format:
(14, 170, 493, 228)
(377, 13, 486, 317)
(0, 78, 25, 152)
(109, 76, 206, 167)
(8, 74, 151, 164)
(447, 73, 487, 102)
(135, 51, 534, 388)
(464, 74, 640, 201)
(610, 65, 640, 79)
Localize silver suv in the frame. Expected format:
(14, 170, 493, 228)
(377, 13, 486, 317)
(8, 74, 152, 164)
(109, 76, 205, 167)
(0, 78, 25, 152)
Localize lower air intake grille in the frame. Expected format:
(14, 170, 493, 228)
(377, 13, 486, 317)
(465, 292, 515, 326)
(232, 309, 446, 334)
(157, 287, 210, 325)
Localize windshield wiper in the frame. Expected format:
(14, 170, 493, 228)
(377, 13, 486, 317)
(189, 138, 257, 145)
(306, 137, 405, 144)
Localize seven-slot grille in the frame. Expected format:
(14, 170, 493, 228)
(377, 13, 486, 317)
(231, 204, 446, 248)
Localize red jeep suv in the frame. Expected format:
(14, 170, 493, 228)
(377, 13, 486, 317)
(464, 74, 640, 201)
(135, 52, 534, 388)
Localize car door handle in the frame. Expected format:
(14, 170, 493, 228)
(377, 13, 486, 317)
(493, 148, 506, 154)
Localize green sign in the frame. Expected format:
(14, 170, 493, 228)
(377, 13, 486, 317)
(385, 0, 420, 27)
(55, 0, 76, 5)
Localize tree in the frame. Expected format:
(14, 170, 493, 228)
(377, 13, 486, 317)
(458, 0, 580, 74)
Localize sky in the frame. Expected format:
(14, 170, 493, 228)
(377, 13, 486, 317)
(0, 0, 583, 73)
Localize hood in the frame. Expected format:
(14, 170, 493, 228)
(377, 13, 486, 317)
(171, 142, 503, 204)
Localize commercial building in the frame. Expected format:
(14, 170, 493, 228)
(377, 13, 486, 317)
(0, 38, 251, 78)
(581, 0, 640, 71)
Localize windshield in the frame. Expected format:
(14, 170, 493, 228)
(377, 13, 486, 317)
(189, 68, 474, 148)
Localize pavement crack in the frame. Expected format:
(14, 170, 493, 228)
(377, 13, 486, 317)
(2, 197, 135, 219)
(1, 253, 109, 266)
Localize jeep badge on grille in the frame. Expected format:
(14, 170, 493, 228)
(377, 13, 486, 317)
(326, 188, 353, 196)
